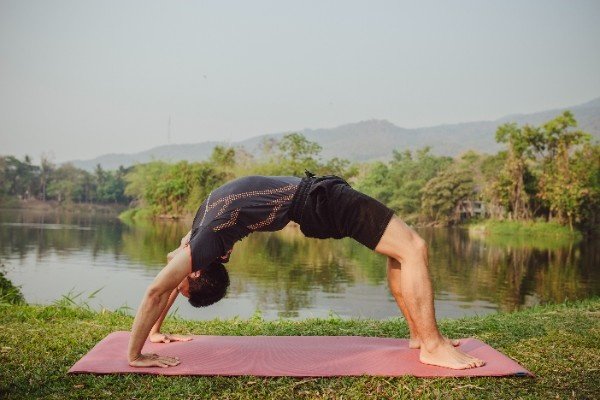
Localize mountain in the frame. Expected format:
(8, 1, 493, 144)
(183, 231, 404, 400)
(70, 97, 600, 171)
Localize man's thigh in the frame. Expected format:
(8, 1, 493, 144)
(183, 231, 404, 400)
(331, 185, 395, 250)
(374, 216, 423, 260)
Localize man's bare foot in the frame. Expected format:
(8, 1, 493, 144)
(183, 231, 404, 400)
(419, 340, 485, 369)
(409, 337, 460, 349)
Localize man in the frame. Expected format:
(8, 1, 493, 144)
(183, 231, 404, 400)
(128, 172, 485, 370)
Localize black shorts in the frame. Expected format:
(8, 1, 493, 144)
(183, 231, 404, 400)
(288, 175, 395, 250)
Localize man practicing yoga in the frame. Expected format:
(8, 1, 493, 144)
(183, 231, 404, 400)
(128, 172, 485, 370)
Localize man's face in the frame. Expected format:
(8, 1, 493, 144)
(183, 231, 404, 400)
(177, 270, 201, 298)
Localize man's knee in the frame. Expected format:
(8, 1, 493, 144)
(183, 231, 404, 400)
(375, 216, 428, 262)
(400, 231, 427, 262)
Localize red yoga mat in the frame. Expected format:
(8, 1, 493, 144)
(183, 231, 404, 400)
(68, 331, 532, 377)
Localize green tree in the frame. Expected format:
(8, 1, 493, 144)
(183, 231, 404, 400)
(356, 147, 452, 222)
(124, 161, 226, 217)
(534, 111, 591, 228)
(46, 163, 81, 203)
(209, 146, 236, 179)
(251, 133, 350, 178)
(570, 143, 600, 231)
(493, 122, 538, 220)
(355, 162, 392, 205)
(317, 157, 358, 179)
(421, 158, 476, 224)
(39, 154, 54, 201)
(0, 155, 39, 199)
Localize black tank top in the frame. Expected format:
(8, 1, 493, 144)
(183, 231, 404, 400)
(188, 175, 301, 271)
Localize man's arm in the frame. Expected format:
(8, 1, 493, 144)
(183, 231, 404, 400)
(148, 287, 192, 343)
(127, 248, 192, 367)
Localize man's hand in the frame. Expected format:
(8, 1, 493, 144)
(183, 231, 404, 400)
(149, 332, 193, 344)
(129, 353, 180, 368)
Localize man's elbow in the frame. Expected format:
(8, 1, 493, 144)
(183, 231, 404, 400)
(145, 285, 169, 305)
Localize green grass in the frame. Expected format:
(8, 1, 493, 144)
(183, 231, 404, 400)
(469, 219, 581, 237)
(468, 220, 582, 249)
(1, 299, 599, 399)
(0, 272, 25, 305)
(118, 207, 160, 222)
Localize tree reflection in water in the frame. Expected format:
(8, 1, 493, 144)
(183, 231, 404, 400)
(0, 210, 597, 319)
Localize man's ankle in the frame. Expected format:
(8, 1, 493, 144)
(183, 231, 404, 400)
(419, 335, 446, 352)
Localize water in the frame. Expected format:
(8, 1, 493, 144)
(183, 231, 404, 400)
(1, 209, 598, 321)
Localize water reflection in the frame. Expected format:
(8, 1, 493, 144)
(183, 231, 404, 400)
(0, 210, 598, 320)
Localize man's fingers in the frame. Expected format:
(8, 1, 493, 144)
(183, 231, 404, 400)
(171, 335, 193, 342)
(130, 354, 180, 368)
(157, 357, 180, 366)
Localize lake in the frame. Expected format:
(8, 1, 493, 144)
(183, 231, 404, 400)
(1, 209, 598, 321)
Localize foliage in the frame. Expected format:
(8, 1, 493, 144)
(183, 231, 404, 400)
(487, 111, 597, 229)
(0, 155, 131, 205)
(0, 155, 39, 199)
(245, 133, 357, 179)
(492, 122, 538, 219)
(534, 111, 591, 228)
(421, 165, 475, 224)
(0, 271, 25, 305)
(469, 220, 581, 241)
(357, 147, 452, 222)
(1, 113, 598, 229)
(124, 160, 226, 217)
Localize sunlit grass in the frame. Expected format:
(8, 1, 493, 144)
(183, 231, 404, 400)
(468, 220, 582, 249)
(1, 298, 599, 399)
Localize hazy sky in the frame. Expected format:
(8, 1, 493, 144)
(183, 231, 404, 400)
(1, 0, 599, 163)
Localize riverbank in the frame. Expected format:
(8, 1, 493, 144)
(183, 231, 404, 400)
(467, 220, 586, 250)
(468, 219, 581, 237)
(118, 207, 194, 222)
(0, 198, 126, 215)
(1, 299, 598, 399)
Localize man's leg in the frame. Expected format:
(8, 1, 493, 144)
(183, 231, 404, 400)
(376, 216, 484, 369)
(387, 257, 460, 349)
(386, 257, 420, 345)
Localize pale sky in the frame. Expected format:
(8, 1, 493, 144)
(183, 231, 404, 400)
(1, 0, 599, 163)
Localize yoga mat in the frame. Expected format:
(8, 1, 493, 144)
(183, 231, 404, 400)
(68, 332, 532, 377)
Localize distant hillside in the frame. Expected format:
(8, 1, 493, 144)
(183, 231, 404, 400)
(70, 97, 600, 171)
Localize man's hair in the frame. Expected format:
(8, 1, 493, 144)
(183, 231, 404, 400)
(187, 263, 230, 307)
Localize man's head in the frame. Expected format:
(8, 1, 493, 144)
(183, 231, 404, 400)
(177, 263, 230, 307)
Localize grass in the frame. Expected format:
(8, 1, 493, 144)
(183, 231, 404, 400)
(118, 207, 161, 222)
(0, 271, 25, 305)
(468, 220, 582, 248)
(1, 299, 599, 399)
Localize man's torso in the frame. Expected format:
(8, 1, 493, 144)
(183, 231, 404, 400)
(189, 176, 301, 269)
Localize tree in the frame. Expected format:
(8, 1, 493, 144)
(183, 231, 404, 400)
(210, 146, 236, 169)
(570, 143, 600, 231)
(317, 157, 358, 180)
(39, 154, 55, 201)
(0, 155, 39, 199)
(277, 133, 322, 176)
(46, 163, 81, 203)
(421, 160, 476, 224)
(251, 133, 331, 177)
(493, 123, 538, 220)
(534, 111, 591, 228)
(124, 161, 226, 217)
(356, 147, 452, 222)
